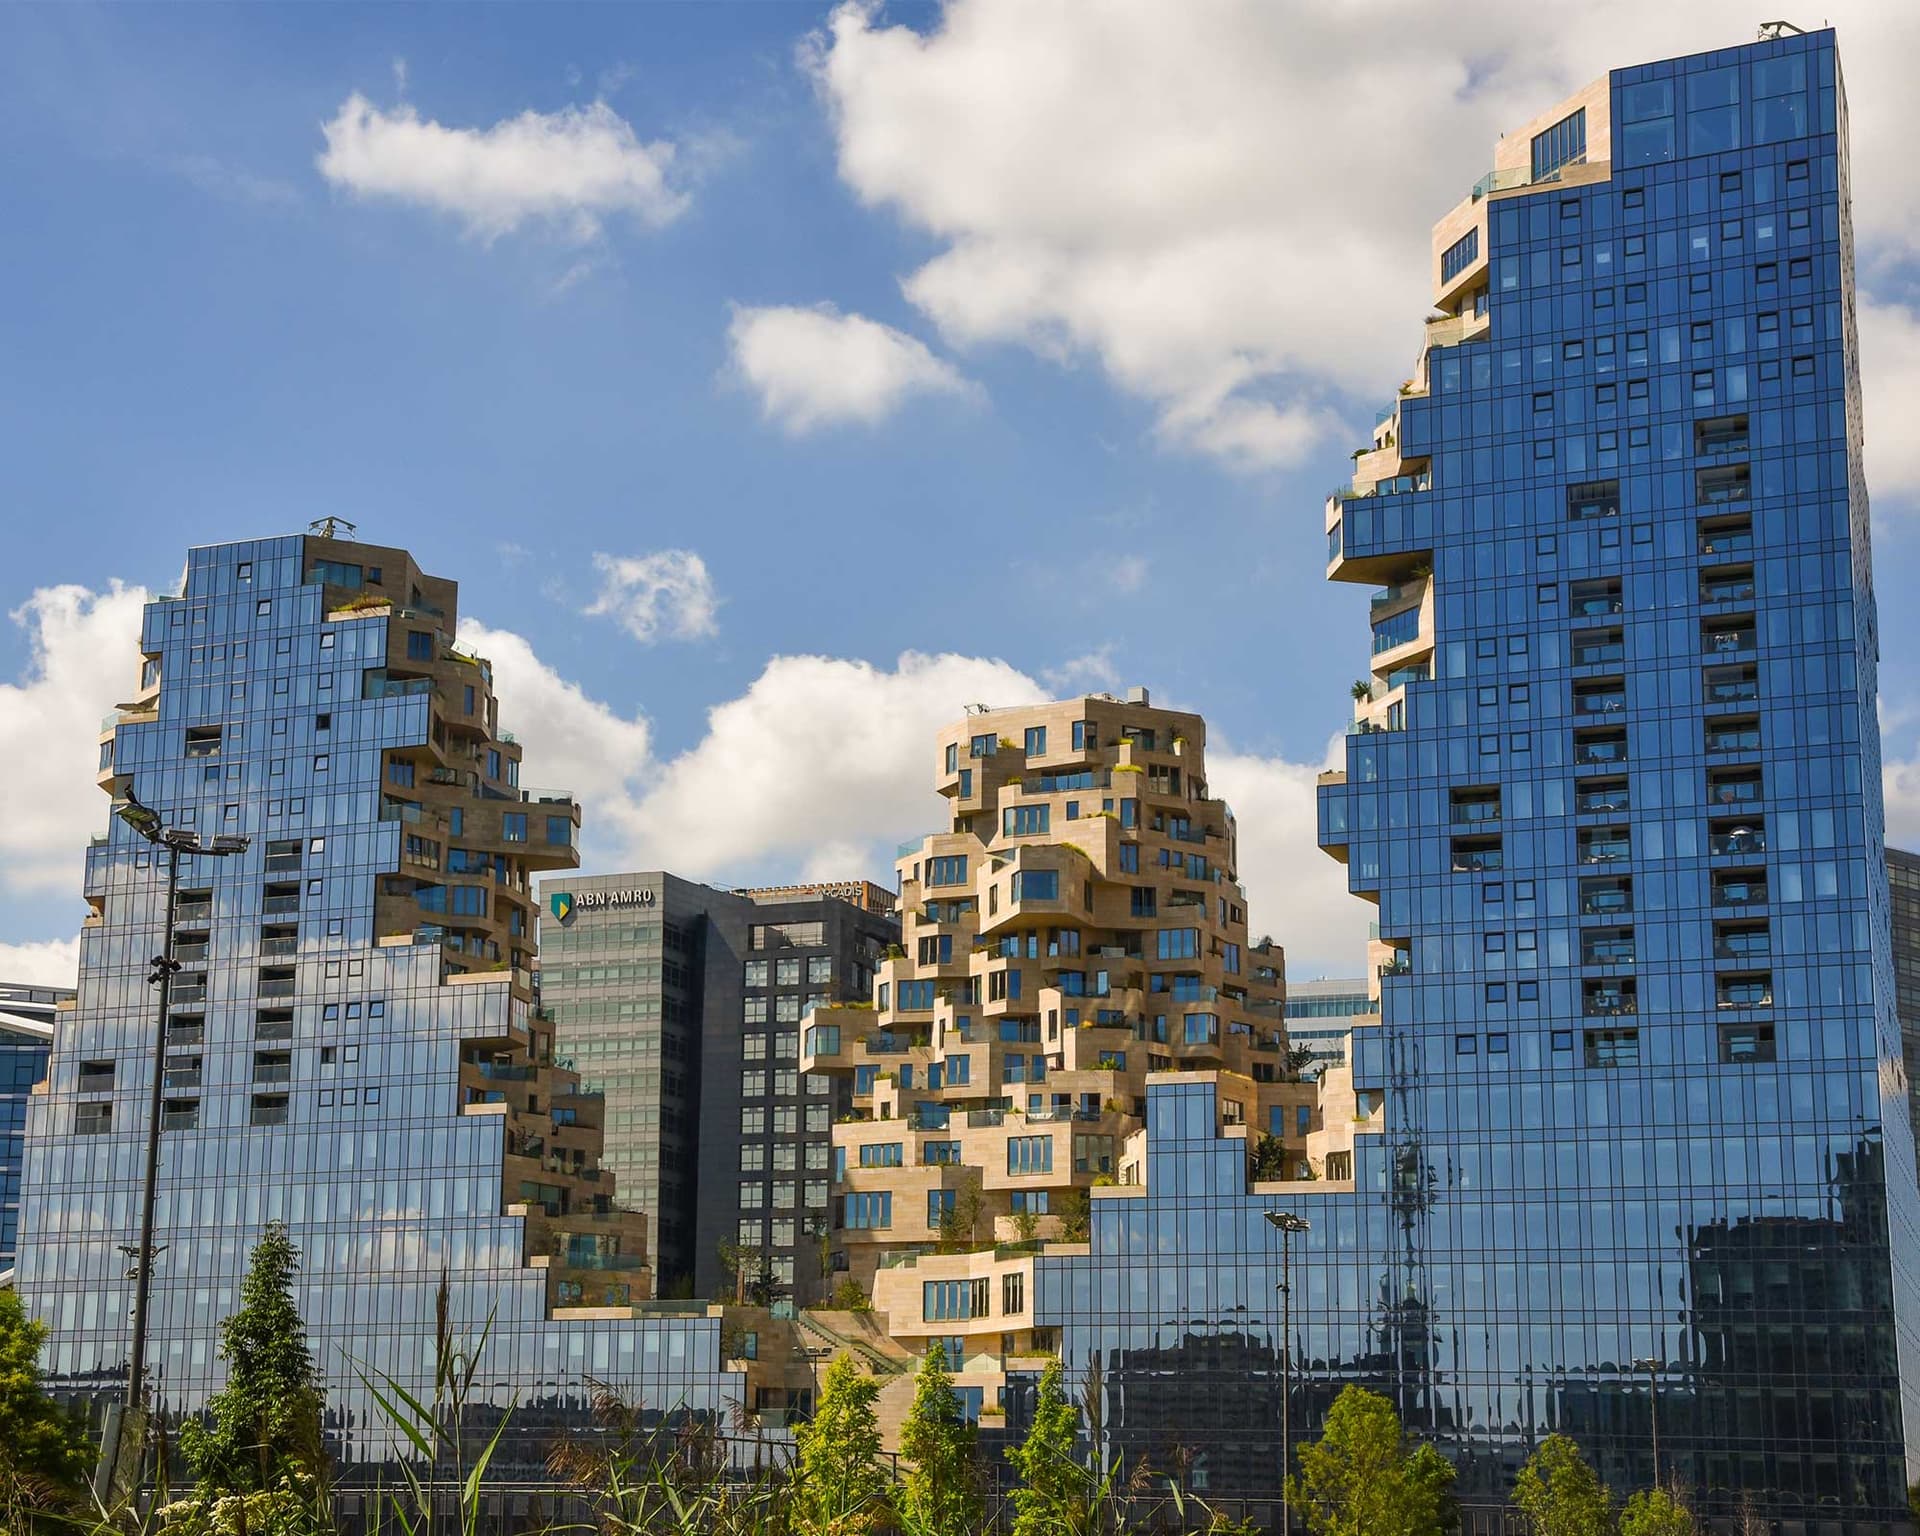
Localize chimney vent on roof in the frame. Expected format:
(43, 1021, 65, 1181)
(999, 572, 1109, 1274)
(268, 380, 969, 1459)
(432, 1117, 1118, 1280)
(1127, 686, 1150, 707)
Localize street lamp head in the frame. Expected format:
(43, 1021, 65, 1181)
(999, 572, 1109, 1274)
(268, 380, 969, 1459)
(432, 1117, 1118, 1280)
(115, 798, 164, 844)
(1264, 1210, 1311, 1234)
(205, 836, 251, 856)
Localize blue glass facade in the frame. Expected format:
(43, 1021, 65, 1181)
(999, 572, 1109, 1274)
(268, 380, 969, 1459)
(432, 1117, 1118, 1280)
(0, 986, 62, 1272)
(1037, 30, 1919, 1531)
(15, 535, 742, 1482)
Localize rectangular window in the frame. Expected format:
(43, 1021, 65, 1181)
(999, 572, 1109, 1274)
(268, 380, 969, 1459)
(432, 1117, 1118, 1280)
(1584, 1028, 1641, 1068)
(1024, 726, 1047, 757)
(1072, 720, 1097, 751)
(1530, 108, 1586, 181)
(1011, 870, 1059, 902)
(927, 855, 969, 887)
(1003, 804, 1050, 837)
(406, 630, 435, 661)
(1156, 928, 1201, 960)
(545, 815, 571, 846)
(844, 1191, 892, 1229)
(502, 813, 527, 842)
(1008, 1135, 1054, 1176)
(1440, 228, 1480, 283)
(1003, 1272, 1026, 1315)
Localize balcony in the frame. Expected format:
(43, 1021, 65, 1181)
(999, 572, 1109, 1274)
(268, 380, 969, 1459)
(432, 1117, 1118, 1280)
(1702, 625, 1756, 658)
(1709, 824, 1766, 858)
(1574, 732, 1627, 767)
(1582, 983, 1637, 1017)
(1713, 875, 1768, 907)
(1572, 636, 1625, 668)
(1579, 834, 1631, 864)
(1706, 721, 1761, 754)
(1570, 578, 1623, 618)
(1576, 781, 1630, 816)
(1701, 571, 1756, 605)
(1716, 976, 1774, 1010)
(1580, 880, 1633, 917)
(1573, 686, 1627, 717)
(1582, 932, 1637, 966)
(1704, 667, 1759, 706)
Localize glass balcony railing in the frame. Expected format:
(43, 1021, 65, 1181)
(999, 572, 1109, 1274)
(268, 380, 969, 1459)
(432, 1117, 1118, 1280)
(1710, 828, 1765, 856)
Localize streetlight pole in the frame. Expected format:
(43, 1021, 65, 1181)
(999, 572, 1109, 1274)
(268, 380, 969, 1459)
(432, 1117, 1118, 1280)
(1632, 1356, 1664, 1490)
(1265, 1210, 1311, 1536)
(112, 789, 248, 1436)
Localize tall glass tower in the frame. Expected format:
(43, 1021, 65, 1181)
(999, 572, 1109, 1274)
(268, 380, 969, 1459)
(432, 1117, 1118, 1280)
(16, 532, 741, 1484)
(1035, 28, 1919, 1530)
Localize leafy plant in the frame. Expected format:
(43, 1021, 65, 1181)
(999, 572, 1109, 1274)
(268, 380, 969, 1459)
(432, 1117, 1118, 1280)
(0, 1288, 95, 1533)
(1619, 1487, 1696, 1536)
(1513, 1434, 1612, 1536)
(790, 1355, 890, 1535)
(179, 1222, 328, 1499)
(1247, 1132, 1290, 1184)
(897, 1349, 983, 1536)
(1006, 1358, 1084, 1536)
(1287, 1385, 1457, 1536)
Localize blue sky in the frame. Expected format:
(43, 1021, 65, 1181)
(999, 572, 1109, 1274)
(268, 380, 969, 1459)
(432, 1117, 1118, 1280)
(4, 1, 1920, 986)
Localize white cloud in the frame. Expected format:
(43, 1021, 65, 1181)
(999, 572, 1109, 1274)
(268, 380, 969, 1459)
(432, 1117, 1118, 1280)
(475, 620, 1369, 969)
(1042, 646, 1121, 695)
(0, 936, 80, 991)
(583, 550, 721, 644)
(805, 0, 1920, 472)
(621, 651, 1045, 875)
(726, 303, 977, 433)
(316, 92, 687, 241)
(454, 619, 655, 858)
(0, 582, 152, 899)
(1860, 298, 1920, 502)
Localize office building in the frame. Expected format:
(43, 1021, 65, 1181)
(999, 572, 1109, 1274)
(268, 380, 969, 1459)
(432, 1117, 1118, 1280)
(536, 874, 896, 1303)
(1890, 846, 1920, 1186)
(1282, 976, 1377, 1077)
(0, 984, 67, 1274)
(1033, 29, 1919, 1530)
(803, 693, 1322, 1419)
(16, 532, 741, 1480)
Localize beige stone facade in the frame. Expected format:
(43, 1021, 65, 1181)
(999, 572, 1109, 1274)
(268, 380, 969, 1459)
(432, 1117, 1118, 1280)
(800, 693, 1321, 1412)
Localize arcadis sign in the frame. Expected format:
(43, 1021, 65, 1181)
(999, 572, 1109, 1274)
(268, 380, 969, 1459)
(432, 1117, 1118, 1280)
(548, 888, 656, 924)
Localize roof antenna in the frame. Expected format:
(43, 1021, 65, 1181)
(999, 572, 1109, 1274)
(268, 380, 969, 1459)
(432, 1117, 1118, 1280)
(308, 517, 359, 540)
(1757, 20, 1806, 38)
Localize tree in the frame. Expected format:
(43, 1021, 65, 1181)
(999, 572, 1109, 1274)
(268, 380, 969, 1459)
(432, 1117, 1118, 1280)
(1006, 1357, 1085, 1536)
(1288, 1385, 1457, 1536)
(1248, 1133, 1290, 1183)
(179, 1221, 327, 1496)
(1619, 1488, 1696, 1536)
(791, 1354, 890, 1534)
(1513, 1435, 1612, 1536)
(0, 1288, 94, 1531)
(897, 1347, 983, 1536)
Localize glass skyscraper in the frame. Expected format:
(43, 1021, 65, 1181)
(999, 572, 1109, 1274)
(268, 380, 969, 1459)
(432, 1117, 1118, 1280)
(0, 983, 65, 1273)
(1036, 28, 1919, 1531)
(15, 532, 742, 1488)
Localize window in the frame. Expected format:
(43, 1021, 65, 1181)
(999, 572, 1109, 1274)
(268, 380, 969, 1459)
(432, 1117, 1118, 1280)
(1004, 804, 1050, 837)
(1584, 1028, 1640, 1068)
(502, 813, 527, 843)
(928, 1188, 957, 1227)
(1441, 228, 1479, 283)
(1008, 1135, 1054, 1175)
(858, 1143, 904, 1168)
(1003, 1272, 1026, 1314)
(970, 733, 996, 759)
(1024, 726, 1047, 756)
(844, 1192, 891, 1230)
(1567, 480, 1620, 520)
(545, 816, 571, 846)
(1118, 843, 1139, 873)
(1156, 928, 1200, 960)
(406, 630, 435, 661)
(1011, 870, 1059, 902)
(923, 1279, 990, 1322)
(1071, 719, 1097, 751)
(808, 956, 833, 985)
(76, 1101, 113, 1135)
(1531, 108, 1586, 181)
(927, 855, 969, 887)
